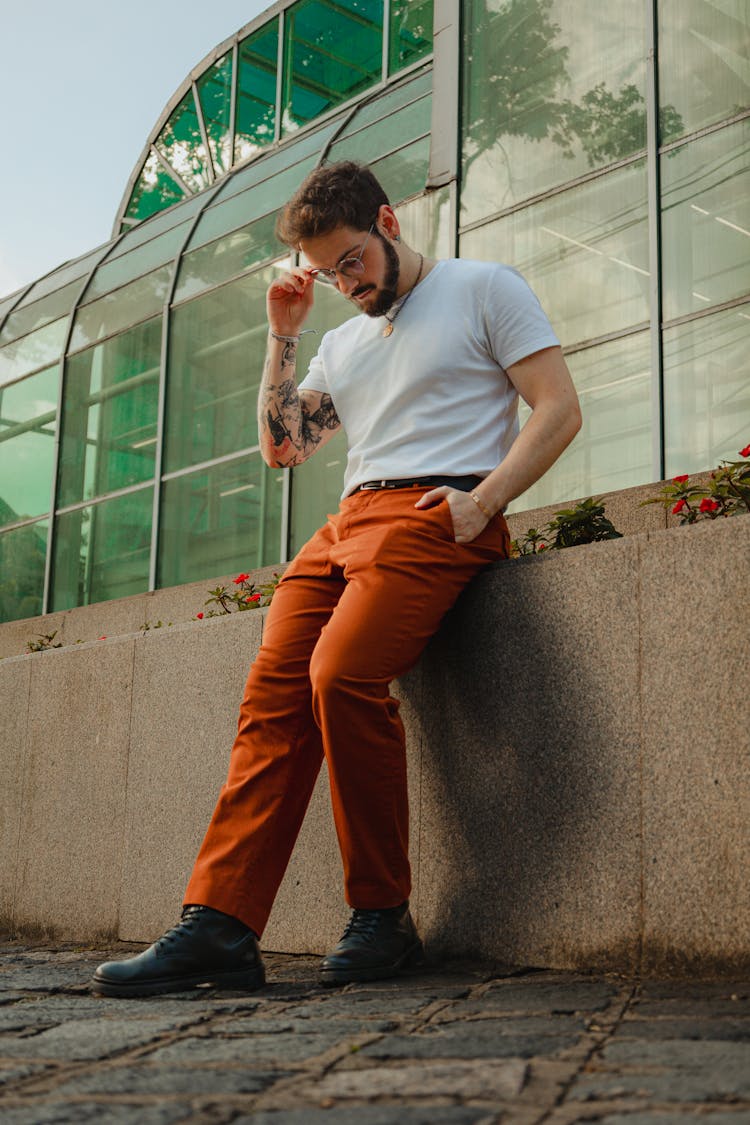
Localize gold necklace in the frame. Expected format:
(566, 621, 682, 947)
(382, 254, 424, 338)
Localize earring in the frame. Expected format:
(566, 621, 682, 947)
(394, 234, 401, 242)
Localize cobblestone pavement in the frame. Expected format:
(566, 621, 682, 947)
(0, 941, 749, 1124)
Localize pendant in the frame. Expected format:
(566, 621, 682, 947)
(382, 323, 393, 338)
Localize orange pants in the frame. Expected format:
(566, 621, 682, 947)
(184, 486, 510, 937)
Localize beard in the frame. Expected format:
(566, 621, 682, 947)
(351, 232, 400, 318)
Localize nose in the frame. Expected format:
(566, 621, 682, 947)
(336, 272, 358, 295)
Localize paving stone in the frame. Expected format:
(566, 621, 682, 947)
(279, 990, 465, 1019)
(629, 995, 750, 1019)
(215, 1014, 394, 1035)
(617, 1017, 750, 1041)
(638, 981, 750, 1002)
(0, 1015, 192, 1060)
(573, 1039, 750, 1103)
(148, 1029, 356, 1065)
(476, 977, 618, 1012)
(361, 1017, 582, 1059)
(47, 1063, 285, 1097)
(237, 1108, 495, 1124)
(0, 1105, 190, 1124)
(0, 1062, 51, 1086)
(303, 1057, 528, 1100)
(594, 1115, 750, 1125)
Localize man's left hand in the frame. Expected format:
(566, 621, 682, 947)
(414, 487, 490, 543)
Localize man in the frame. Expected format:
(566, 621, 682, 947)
(92, 161, 581, 998)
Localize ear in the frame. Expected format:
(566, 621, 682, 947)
(376, 204, 400, 242)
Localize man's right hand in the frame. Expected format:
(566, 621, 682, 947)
(267, 267, 316, 338)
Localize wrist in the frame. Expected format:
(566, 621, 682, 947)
(268, 329, 300, 343)
(469, 491, 495, 521)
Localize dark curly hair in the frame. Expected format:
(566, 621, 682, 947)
(276, 161, 390, 246)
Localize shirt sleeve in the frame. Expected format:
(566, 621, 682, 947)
(483, 266, 560, 371)
(298, 348, 329, 394)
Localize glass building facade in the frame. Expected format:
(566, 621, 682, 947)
(1, 0, 748, 623)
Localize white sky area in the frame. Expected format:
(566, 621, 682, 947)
(0, 0, 273, 299)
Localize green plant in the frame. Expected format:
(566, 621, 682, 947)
(512, 497, 622, 556)
(195, 571, 281, 620)
(26, 630, 63, 653)
(641, 445, 750, 524)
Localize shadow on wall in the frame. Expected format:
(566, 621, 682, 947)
(401, 545, 642, 971)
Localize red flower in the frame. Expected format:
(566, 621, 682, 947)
(537, 543, 547, 551)
(98, 635, 107, 640)
(196, 612, 204, 619)
(672, 474, 689, 484)
(671, 499, 686, 514)
(234, 573, 251, 584)
(246, 594, 261, 602)
(740, 444, 750, 458)
(699, 497, 720, 513)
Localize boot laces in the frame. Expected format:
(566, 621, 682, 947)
(155, 908, 201, 952)
(342, 908, 382, 941)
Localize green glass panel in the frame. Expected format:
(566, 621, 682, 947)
(165, 265, 278, 473)
(328, 94, 431, 164)
(70, 266, 170, 353)
(0, 365, 59, 526)
(0, 518, 48, 623)
(155, 89, 212, 193)
(51, 487, 153, 611)
(289, 284, 358, 555)
(282, 0, 384, 134)
(335, 67, 430, 134)
(659, 0, 750, 141)
(126, 151, 187, 223)
(460, 160, 649, 348)
(187, 155, 319, 250)
(158, 455, 284, 588)
(174, 212, 284, 303)
(0, 317, 67, 388)
(17, 246, 106, 307)
(394, 186, 451, 260)
(460, 0, 655, 224)
(235, 18, 279, 163)
(389, 0, 433, 74)
(662, 120, 750, 322)
(86, 221, 190, 301)
(369, 135, 430, 203)
(197, 52, 234, 175)
(221, 118, 339, 207)
(664, 304, 750, 477)
(508, 330, 652, 513)
(0, 280, 80, 345)
(112, 193, 204, 258)
(0, 293, 21, 322)
(58, 318, 161, 508)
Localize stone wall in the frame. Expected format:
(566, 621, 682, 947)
(1, 500, 747, 976)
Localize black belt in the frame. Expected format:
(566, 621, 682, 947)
(356, 475, 482, 492)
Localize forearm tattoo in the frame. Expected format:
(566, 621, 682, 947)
(259, 340, 340, 466)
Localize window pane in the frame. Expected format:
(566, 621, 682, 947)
(0, 317, 67, 388)
(235, 18, 279, 163)
(659, 0, 750, 140)
(165, 265, 280, 472)
(174, 212, 283, 303)
(188, 156, 320, 249)
(158, 455, 284, 588)
(58, 319, 161, 508)
(51, 487, 153, 611)
(389, 0, 433, 73)
(509, 331, 652, 513)
(17, 246, 106, 307)
(344, 67, 431, 132)
(125, 151, 188, 223)
(112, 193, 204, 258)
(460, 161, 649, 347)
(0, 519, 48, 623)
(461, 0, 649, 224)
(155, 89, 212, 194)
(328, 94, 431, 164)
(198, 52, 234, 175)
(289, 285, 358, 554)
(662, 120, 750, 321)
(0, 280, 80, 345)
(70, 266, 170, 353)
(369, 135, 430, 203)
(220, 118, 339, 206)
(86, 221, 190, 301)
(282, 0, 384, 134)
(395, 186, 452, 259)
(664, 304, 750, 476)
(0, 365, 59, 526)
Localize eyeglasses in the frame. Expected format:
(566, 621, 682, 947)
(307, 224, 375, 286)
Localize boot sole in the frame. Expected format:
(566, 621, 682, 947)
(90, 964, 265, 999)
(320, 939, 425, 987)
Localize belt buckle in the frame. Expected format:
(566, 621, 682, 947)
(360, 480, 385, 490)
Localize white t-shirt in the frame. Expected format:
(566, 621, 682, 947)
(298, 258, 559, 497)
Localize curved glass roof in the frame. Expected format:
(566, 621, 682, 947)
(115, 0, 434, 232)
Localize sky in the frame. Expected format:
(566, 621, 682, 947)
(0, 0, 274, 300)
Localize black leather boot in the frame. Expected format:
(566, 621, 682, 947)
(91, 905, 265, 998)
(320, 901, 425, 986)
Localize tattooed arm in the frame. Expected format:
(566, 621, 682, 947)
(258, 334, 341, 468)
